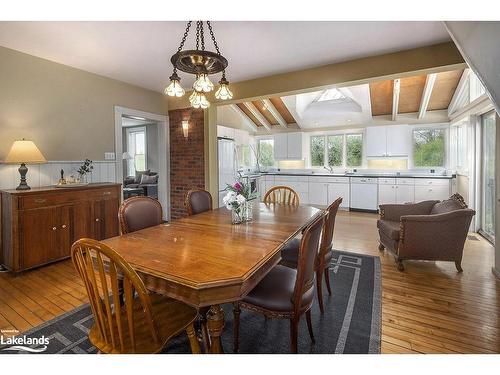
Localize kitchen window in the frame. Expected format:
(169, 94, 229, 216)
(413, 128, 446, 167)
(258, 139, 275, 167)
(309, 133, 362, 168)
(126, 126, 147, 175)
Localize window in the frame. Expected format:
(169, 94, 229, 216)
(346, 134, 363, 167)
(236, 144, 252, 168)
(310, 136, 325, 167)
(126, 127, 147, 175)
(258, 139, 275, 167)
(413, 128, 445, 167)
(327, 135, 343, 167)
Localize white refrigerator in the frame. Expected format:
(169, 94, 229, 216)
(218, 138, 236, 207)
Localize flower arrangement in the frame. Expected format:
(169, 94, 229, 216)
(77, 159, 94, 183)
(222, 179, 256, 224)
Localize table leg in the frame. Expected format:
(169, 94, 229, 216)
(206, 304, 225, 354)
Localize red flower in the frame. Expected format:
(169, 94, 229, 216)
(234, 182, 242, 191)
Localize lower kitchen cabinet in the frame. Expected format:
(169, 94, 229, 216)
(327, 183, 350, 208)
(308, 182, 328, 206)
(415, 185, 450, 201)
(308, 179, 349, 208)
(0, 183, 121, 272)
(378, 181, 415, 205)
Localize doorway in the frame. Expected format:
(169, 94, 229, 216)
(479, 110, 496, 242)
(114, 106, 170, 221)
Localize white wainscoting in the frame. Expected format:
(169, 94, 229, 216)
(0, 161, 117, 190)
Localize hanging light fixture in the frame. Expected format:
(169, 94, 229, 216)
(165, 21, 232, 108)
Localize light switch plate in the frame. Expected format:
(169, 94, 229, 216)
(104, 152, 115, 160)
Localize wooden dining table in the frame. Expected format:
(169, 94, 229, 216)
(102, 201, 322, 353)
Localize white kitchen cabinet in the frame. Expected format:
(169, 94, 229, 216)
(378, 184, 396, 205)
(378, 178, 415, 205)
(414, 185, 450, 201)
(275, 176, 309, 204)
(273, 133, 288, 160)
(273, 133, 303, 160)
(395, 184, 414, 203)
(366, 125, 411, 157)
(327, 183, 350, 209)
(308, 182, 328, 206)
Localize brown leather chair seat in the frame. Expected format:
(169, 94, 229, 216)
(281, 239, 333, 267)
(242, 265, 301, 311)
(376, 219, 400, 240)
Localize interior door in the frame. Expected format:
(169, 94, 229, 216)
(20, 208, 56, 269)
(480, 111, 496, 242)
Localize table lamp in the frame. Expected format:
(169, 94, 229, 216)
(5, 139, 47, 190)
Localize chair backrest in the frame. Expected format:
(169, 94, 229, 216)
(185, 189, 213, 216)
(71, 238, 160, 353)
(263, 186, 300, 206)
(318, 198, 342, 266)
(292, 211, 326, 312)
(119, 196, 163, 234)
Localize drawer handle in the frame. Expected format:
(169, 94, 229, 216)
(95, 218, 100, 222)
(103, 191, 111, 196)
(34, 199, 47, 203)
(52, 227, 57, 231)
(62, 224, 67, 229)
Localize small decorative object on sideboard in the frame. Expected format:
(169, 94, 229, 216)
(57, 169, 67, 185)
(77, 159, 94, 183)
(222, 179, 256, 224)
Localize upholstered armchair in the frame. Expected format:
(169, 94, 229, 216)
(377, 194, 475, 272)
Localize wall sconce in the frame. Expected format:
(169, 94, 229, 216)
(182, 120, 189, 139)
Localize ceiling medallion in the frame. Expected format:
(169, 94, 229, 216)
(165, 21, 233, 109)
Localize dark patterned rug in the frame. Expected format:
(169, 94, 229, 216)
(1, 250, 381, 354)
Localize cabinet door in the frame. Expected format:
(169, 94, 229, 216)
(71, 200, 93, 242)
(365, 126, 387, 156)
(386, 125, 411, 156)
(287, 133, 302, 159)
(273, 133, 288, 160)
(378, 184, 396, 205)
(415, 185, 450, 202)
(328, 183, 350, 208)
(54, 206, 72, 259)
(20, 208, 56, 269)
(308, 182, 328, 206)
(93, 198, 120, 240)
(395, 184, 414, 204)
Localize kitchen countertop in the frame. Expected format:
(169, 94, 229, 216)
(245, 172, 456, 179)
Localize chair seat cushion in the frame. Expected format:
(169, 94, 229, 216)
(377, 219, 400, 240)
(242, 265, 297, 312)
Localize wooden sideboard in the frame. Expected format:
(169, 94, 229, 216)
(0, 183, 121, 272)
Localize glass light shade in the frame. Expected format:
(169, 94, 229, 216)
(189, 91, 210, 109)
(164, 79, 185, 97)
(5, 140, 47, 164)
(215, 81, 233, 100)
(182, 120, 189, 138)
(192, 74, 214, 93)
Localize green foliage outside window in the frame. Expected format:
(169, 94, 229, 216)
(327, 135, 343, 167)
(413, 129, 445, 167)
(259, 139, 275, 167)
(346, 134, 362, 167)
(310, 136, 325, 167)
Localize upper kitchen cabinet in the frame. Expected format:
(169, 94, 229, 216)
(274, 132, 303, 160)
(366, 125, 411, 157)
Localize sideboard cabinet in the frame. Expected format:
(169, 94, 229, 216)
(0, 183, 121, 272)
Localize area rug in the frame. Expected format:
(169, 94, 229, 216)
(1, 250, 381, 354)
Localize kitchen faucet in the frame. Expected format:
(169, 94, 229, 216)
(323, 166, 334, 173)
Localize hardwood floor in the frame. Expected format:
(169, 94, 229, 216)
(0, 210, 499, 353)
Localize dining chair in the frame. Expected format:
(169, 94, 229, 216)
(263, 186, 300, 206)
(280, 197, 342, 313)
(233, 211, 326, 353)
(119, 196, 163, 234)
(185, 188, 213, 215)
(71, 238, 200, 354)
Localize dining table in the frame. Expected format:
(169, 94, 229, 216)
(102, 201, 323, 353)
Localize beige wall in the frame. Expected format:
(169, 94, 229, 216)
(0, 47, 167, 161)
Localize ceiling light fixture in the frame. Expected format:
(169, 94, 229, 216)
(165, 21, 232, 108)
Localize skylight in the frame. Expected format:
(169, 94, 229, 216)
(317, 88, 347, 102)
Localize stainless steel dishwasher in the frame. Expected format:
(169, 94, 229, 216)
(350, 177, 378, 212)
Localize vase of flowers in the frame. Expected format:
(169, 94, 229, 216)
(77, 159, 94, 183)
(222, 179, 256, 224)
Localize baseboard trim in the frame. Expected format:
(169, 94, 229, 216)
(492, 267, 500, 280)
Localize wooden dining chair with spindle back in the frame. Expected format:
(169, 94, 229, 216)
(185, 188, 213, 215)
(233, 211, 326, 353)
(71, 238, 200, 354)
(263, 186, 300, 206)
(118, 196, 163, 235)
(280, 197, 342, 313)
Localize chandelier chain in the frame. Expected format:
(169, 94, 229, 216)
(206, 21, 221, 55)
(200, 21, 205, 51)
(195, 21, 200, 50)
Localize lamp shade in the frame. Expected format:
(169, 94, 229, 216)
(5, 139, 47, 164)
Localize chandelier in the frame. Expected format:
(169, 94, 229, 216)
(165, 21, 233, 109)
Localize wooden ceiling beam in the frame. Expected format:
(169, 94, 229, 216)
(262, 99, 287, 128)
(418, 73, 437, 119)
(229, 104, 258, 132)
(243, 102, 272, 131)
(392, 79, 400, 121)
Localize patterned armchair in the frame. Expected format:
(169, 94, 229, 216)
(377, 194, 475, 272)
